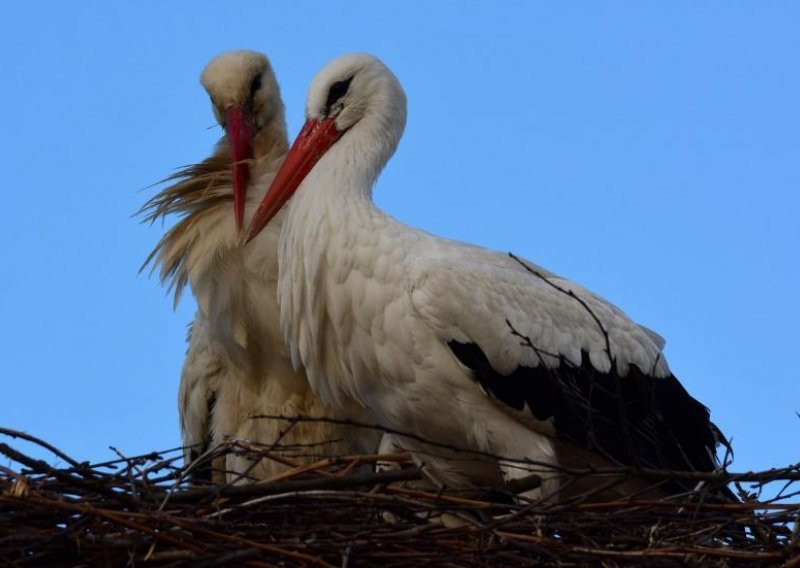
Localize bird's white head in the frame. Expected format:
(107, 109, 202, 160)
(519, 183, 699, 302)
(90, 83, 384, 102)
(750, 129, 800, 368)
(201, 50, 285, 231)
(304, 54, 406, 134)
(247, 53, 406, 241)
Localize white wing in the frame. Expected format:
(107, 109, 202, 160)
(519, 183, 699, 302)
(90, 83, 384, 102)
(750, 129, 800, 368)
(409, 246, 727, 479)
(410, 248, 668, 378)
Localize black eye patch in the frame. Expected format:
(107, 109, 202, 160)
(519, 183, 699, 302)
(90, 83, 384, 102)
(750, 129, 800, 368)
(325, 77, 353, 113)
(250, 74, 262, 97)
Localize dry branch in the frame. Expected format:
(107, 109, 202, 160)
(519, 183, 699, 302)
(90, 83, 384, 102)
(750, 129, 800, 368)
(0, 426, 798, 567)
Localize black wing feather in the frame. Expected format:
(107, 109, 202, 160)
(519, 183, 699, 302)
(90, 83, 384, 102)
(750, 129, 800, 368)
(448, 340, 732, 496)
(187, 391, 218, 484)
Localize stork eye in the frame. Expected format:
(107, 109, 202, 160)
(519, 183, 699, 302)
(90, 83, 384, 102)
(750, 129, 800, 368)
(250, 74, 262, 97)
(325, 77, 353, 113)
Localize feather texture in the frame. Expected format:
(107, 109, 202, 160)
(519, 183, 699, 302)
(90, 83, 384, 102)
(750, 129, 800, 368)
(263, 53, 732, 500)
(143, 51, 380, 483)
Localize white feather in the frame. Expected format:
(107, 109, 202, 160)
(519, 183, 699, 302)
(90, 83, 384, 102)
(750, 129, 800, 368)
(152, 51, 380, 483)
(265, 54, 712, 498)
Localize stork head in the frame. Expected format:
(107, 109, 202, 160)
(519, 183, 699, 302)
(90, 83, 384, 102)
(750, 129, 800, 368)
(201, 50, 285, 231)
(247, 53, 407, 241)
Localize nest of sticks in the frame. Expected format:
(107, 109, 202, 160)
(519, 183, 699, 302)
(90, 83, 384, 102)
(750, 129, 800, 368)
(0, 425, 798, 567)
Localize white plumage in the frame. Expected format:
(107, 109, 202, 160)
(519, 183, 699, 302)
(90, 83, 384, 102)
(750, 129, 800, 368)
(143, 51, 379, 483)
(246, 53, 731, 499)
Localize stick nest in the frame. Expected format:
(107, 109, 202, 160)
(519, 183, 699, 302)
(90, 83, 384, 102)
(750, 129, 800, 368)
(0, 426, 797, 567)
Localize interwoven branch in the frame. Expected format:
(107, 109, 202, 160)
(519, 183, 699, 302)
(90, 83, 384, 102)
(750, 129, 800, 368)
(0, 426, 797, 567)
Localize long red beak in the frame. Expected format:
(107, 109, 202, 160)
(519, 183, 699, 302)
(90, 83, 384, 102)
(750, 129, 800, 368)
(246, 117, 342, 242)
(224, 106, 256, 232)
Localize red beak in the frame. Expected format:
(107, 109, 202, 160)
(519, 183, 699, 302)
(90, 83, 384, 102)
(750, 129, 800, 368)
(246, 117, 343, 242)
(224, 106, 256, 232)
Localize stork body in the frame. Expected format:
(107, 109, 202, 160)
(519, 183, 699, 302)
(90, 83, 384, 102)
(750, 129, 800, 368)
(143, 51, 378, 483)
(247, 54, 731, 499)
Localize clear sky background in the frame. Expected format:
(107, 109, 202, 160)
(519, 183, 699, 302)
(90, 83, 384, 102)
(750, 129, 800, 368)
(1, 3, 797, 475)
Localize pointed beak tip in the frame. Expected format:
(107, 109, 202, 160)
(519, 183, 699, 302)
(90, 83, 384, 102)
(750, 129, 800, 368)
(247, 117, 343, 242)
(225, 106, 256, 237)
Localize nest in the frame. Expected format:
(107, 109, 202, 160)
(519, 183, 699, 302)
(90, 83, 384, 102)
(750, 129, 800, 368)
(0, 426, 798, 567)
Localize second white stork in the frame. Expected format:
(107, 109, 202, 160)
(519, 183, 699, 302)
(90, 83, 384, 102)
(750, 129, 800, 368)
(142, 50, 379, 483)
(246, 53, 733, 500)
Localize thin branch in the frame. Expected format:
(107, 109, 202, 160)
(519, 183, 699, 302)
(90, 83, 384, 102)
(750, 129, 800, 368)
(508, 252, 614, 366)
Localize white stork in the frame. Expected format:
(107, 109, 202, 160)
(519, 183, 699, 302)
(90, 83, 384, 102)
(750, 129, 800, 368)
(142, 51, 379, 483)
(245, 53, 733, 500)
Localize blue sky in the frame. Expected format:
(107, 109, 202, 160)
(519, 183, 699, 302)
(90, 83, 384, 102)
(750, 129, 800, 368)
(1, 3, 797, 475)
